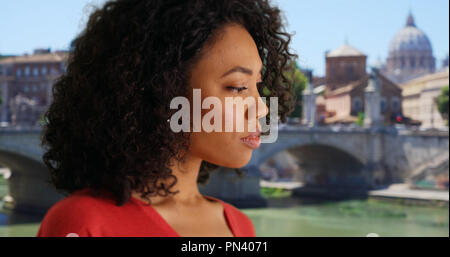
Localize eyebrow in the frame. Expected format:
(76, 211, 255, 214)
(221, 64, 264, 78)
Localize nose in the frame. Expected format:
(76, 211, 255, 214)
(245, 91, 269, 127)
(256, 95, 269, 120)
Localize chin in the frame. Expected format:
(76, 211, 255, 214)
(221, 152, 253, 168)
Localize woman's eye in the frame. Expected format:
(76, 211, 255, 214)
(226, 86, 248, 93)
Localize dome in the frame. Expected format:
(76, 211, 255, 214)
(389, 13, 432, 54)
(383, 12, 436, 84)
(326, 43, 366, 57)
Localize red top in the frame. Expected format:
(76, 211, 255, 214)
(36, 188, 256, 237)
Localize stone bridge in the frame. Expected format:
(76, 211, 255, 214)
(200, 126, 449, 207)
(0, 126, 448, 212)
(0, 128, 64, 214)
(251, 127, 448, 184)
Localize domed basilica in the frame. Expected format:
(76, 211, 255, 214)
(382, 12, 436, 84)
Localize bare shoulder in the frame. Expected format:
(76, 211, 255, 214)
(203, 195, 253, 223)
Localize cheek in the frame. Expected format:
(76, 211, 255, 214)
(191, 135, 253, 168)
(187, 101, 252, 168)
(224, 102, 234, 131)
(223, 98, 247, 132)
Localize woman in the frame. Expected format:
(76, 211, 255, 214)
(37, 0, 296, 237)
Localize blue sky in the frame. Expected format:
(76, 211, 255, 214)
(274, 0, 449, 76)
(1, 0, 448, 76)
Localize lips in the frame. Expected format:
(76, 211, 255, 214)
(240, 129, 261, 149)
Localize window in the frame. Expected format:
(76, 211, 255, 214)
(345, 65, 354, 79)
(380, 97, 387, 113)
(24, 66, 30, 76)
(24, 85, 30, 92)
(419, 57, 425, 67)
(391, 97, 400, 112)
(41, 83, 46, 90)
(41, 66, 47, 75)
(410, 57, 415, 68)
(3, 66, 12, 76)
(352, 97, 362, 112)
(329, 66, 336, 78)
(16, 68, 22, 77)
(33, 84, 38, 92)
(33, 67, 39, 76)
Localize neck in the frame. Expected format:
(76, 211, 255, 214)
(132, 153, 205, 205)
(167, 153, 204, 203)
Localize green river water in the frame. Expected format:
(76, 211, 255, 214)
(0, 179, 448, 237)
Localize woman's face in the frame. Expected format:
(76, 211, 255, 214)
(185, 23, 269, 168)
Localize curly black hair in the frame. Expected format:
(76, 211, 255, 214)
(41, 0, 297, 206)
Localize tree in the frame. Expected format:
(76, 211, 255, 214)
(285, 61, 308, 118)
(257, 60, 307, 121)
(356, 112, 364, 126)
(437, 85, 449, 125)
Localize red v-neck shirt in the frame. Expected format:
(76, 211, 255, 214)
(36, 188, 256, 237)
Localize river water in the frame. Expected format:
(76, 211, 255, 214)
(243, 197, 448, 237)
(0, 181, 448, 237)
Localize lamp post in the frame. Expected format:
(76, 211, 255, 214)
(364, 67, 382, 128)
(302, 82, 316, 127)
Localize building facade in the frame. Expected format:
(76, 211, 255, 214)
(321, 44, 402, 125)
(401, 67, 449, 129)
(0, 49, 68, 126)
(325, 43, 367, 91)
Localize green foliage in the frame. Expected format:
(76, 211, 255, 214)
(262, 86, 271, 96)
(355, 112, 365, 126)
(39, 112, 47, 126)
(437, 85, 449, 125)
(258, 60, 307, 119)
(285, 61, 308, 118)
(261, 187, 292, 198)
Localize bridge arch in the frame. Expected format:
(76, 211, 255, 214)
(0, 149, 64, 214)
(254, 131, 369, 166)
(258, 143, 367, 187)
(0, 130, 65, 213)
